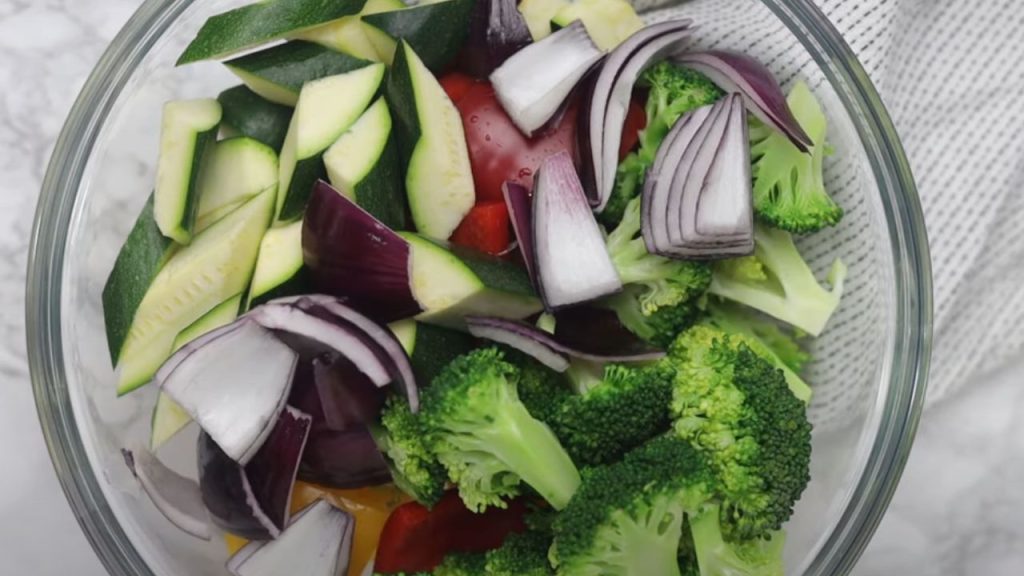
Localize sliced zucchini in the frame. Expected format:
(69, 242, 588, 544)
(518, 0, 569, 40)
(152, 294, 243, 450)
(323, 97, 406, 229)
(102, 194, 176, 364)
(195, 137, 278, 233)
(387, 42, 474, 241)
(154, 99, 222, 244)
(400, 232, 541, 327)
(277, 64, 386, 221)
(224, 41, 374, 107)
(550, 0, 643, 50)
(218, 86, 294, 152)
(363, 0, 475, 72)
(292, 0, 405, 62)
(389, 319, 476, 384)
(248, 219, 309, 307)
(176, 0, 368, 64)
(115, 189, 275, 395)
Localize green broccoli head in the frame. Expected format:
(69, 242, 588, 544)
(432, 552, 488, 576)
(600, 64, 723, 227)
(550, 363, 674, 467)
(705, 302, 813, 402)
(689, 503, 786, 576)
(376, 395, 447, 507)
(605, 196, 712, 345)
(669, 326, 812, 540)
(485, 530, 554, 576)
(552, 435, 716, 576)
(751, 81, 842, 234)
(710, 223, 845, 337)
(422, 348, 581, 512)
(507, 349, 573, 425)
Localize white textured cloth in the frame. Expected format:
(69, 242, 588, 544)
(636, 0, 1024, 418)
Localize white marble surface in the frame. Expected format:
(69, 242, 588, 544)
(1, 1, 1023, 575)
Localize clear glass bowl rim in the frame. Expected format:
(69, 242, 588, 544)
(26, 1, 933, 575)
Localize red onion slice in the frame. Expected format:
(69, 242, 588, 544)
(490, 21, 603, 136)
(460, 0, 533, 77)
(693, 94, 753, 239)
(247, 303, 392, 387)
(502, 181, 535, 282)
(282, 295, 418, 411)
(199, 407, 312, 540)
(227, 499, 354, 576)
(303, 180, 422, 323)
(597, 24, 693, 211)
(466, 315, 664, 370)
(532, 151, 622, 309)
(299, 427, 392, 489)
(673, 50, 812, 152)
(122, 448, 211, 540)
(159, 319, 299, 465)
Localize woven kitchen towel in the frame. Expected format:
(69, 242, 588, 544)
(635, 0, 1024, 423)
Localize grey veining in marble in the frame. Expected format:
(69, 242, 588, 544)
(1, 1, 1023, 575)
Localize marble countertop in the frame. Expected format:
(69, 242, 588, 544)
(1, 1, 1022, 574)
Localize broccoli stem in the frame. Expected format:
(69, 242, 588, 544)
(616, 497, 688, 576)
(463, 399, 581, 510)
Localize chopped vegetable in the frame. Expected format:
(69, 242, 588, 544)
(709, 223, 846, 336)
(674, 50, 813, 152)
(667, 325, 812, 539)
(374, 491, 527, 574)
(449, 202, 512, 256)
(363, 0, 476, 72)
(419, 348, 581, 511)
(751, 81, 843, 233)
(459, 0, 533, 77)
(490, 21, 603, 136)
(532, 151, 622, 309)
(581, 19, 692, 211)
(601, 62, 723, 227)
(122, 448, 211, 540)
(226, 499, 354, 576)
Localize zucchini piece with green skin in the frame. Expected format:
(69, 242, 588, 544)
(400, 232, 542, 328)
(224, 41, 374, 107)
(277, 64, 386, 221)
(247, 220, 309, 307)
(389, 319, 477, 385)
(195, 137, 278, 233)
(363, 0, 475, 72)
(102, 194, 176, 364)
(217, 86, 293, 152)
(176, 0, 369, 65)
(518, 0, 569, 41)
(115, 189, 275, 395)
(151, 294, 244, 450)
(387, 42, 475, 241)
(549, 0, 643, 50)
(293, 0, 406, 62)
(323, 97, 406, 229)
(154, 99, 222, 244)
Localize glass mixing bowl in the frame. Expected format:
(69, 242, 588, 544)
(27, 0, 932, 574)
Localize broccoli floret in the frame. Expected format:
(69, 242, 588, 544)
(601, 63, 723, 227)
(433, 552, 488, 576)
(552, 435, 716, 576)
(376, 396, 447, 507)
(751, 81, 842, 234)
(689, 503, 785, 576)
(422, 348, 581, 512)
(705, 302, 813, 403)
(508, 350, 573, 425)
(669, 326, 812, 540)
(485, 530, 554, 576)
(549, 363, 674, 466)
(604, 196, 712, 346)
(709, 223, 845, 337)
